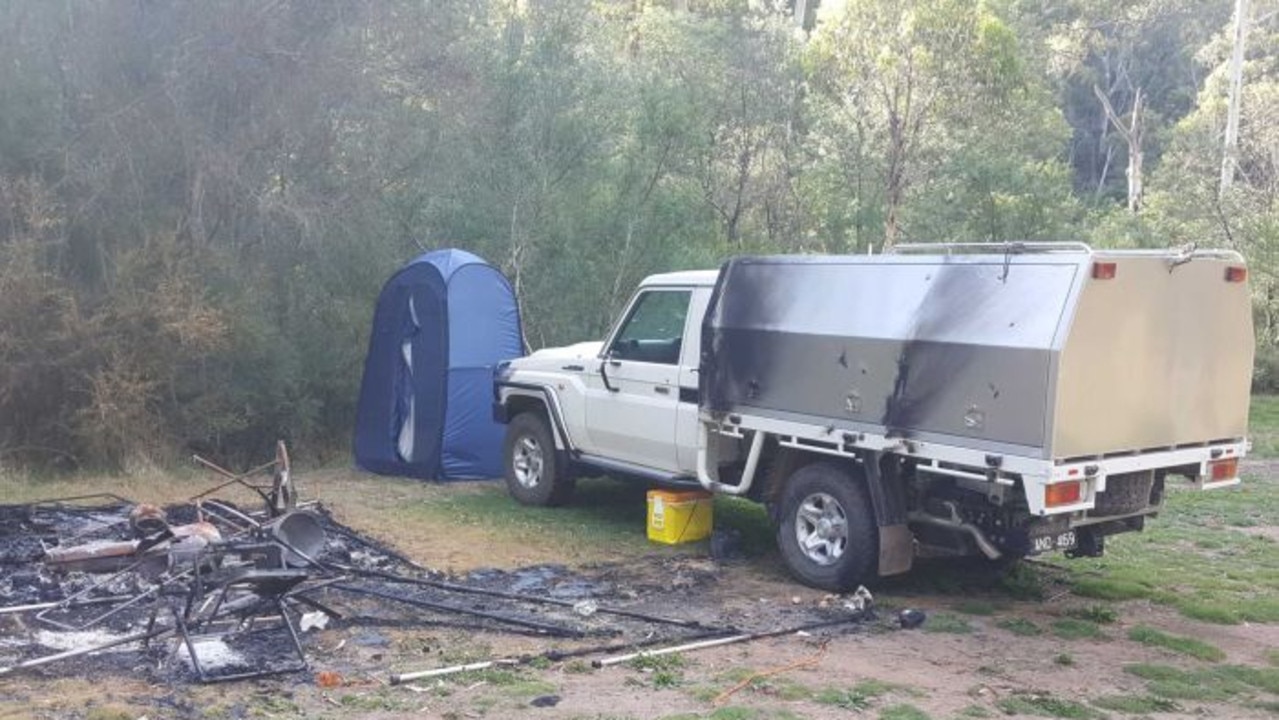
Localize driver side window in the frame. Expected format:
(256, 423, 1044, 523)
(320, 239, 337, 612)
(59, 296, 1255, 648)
(609, 290, 691, 365)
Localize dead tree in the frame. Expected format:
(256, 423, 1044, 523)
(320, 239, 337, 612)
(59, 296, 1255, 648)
(1094, 84, 1145, 213)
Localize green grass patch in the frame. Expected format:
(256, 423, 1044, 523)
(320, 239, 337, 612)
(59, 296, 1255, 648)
(1070, 577, 1153, 601)
(1089, 694, 1179, 714)
(922, 612, 973, 634)
(1126, 626, 1226, 661)
(1062, 605, 1117, 624)
(879, 704, 931, 720)
(661, 709, 803, 720)
(952, 599, 1002, 616)
(1050, 618, 1106, 640)
(1250, 395, 1279, 458)
(629, 653, 687, 672)
(996, 693, 1103, 719)
(1213, 664, 1279, 694)
(957, 705, 993, 718)
(1123, 662, 1279, 701)
(1047, 450, 1279, 625)
(997, 563, 1047, 600)
(630, 652, 687, 689)
(996, 617, 1041, 636)
(1268, 649, 1279, 667)
(711, 668, 813, 702)
(1054, 653, 1075, 667)
(814, 687, 873, 711)
(813, 679, 913, 710)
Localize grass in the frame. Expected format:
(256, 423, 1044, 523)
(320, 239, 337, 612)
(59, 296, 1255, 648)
(630, 652, 688, 689)
(1249, 395, 1279, 458)
(813, 678, 910, 711)
(996, 617, 1042, 636)
(1126, 626, 1226, 661)
(1089, 694, 1180, 714)
(1042, 397, 1279, 624)
(1124, 662, 1279, 701)
(1268, 649, 1279, 667)
(1050, 618, 1106, 640)
(1054, 654, 1075, 667)
(1051, 470, 1279, 624)
(704, 668, 814, 702)
(996, 693, 1103, 719)
(1062, 605, 1117, 624)
(922, 612, 973, 634)
(661, 709, 804, 720)
(879, 705, 931, 720)
(951, 599, 1003, 616)
(814, 687, 874, 711)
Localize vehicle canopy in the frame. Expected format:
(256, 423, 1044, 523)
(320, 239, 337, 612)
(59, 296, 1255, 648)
(700, 244, 1253, 460)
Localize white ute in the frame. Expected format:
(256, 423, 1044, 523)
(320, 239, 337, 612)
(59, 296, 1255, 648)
(493, 243, 1254, 590)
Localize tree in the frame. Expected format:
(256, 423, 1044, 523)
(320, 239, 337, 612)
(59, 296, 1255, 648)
(807, 0, 1029, 247)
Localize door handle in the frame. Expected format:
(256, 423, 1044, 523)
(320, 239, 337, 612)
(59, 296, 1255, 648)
(599, 361, 619, 393)
(561, 364, 585, 371)
(654, 386, 670, 395)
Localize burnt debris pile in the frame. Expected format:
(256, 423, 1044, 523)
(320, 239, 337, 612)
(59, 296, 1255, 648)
(0, 443, 872, 686)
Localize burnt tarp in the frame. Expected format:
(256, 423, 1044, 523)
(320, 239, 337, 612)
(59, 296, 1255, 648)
(699, 255, 1082, 457)
(354, 249, 524, 480)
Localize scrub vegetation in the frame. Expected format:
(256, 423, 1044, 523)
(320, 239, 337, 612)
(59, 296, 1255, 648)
(0, 0, 1275, 474)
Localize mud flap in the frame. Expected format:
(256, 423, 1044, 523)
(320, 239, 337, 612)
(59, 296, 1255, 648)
(863, 453, 914, 576)
(877, 524, 914, 576)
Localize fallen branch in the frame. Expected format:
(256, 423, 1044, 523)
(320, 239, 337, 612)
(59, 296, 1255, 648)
(712, 640, 828, 706)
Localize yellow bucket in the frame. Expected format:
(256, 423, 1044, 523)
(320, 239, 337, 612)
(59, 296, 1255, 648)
(646, 489, 713, 545)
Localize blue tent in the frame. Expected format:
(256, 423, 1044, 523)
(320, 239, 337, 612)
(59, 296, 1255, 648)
(354, 249, 523, 480)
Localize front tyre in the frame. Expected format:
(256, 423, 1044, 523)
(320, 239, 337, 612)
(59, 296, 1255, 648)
(503, 411, 574, 506)
(777, 461, 878, 592)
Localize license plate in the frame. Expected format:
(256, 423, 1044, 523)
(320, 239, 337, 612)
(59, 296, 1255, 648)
(1031, 531, 1077, 554)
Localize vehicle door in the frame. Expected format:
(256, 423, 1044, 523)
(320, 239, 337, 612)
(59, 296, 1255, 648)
(675, 287, 711, 474)
(584, 288, 691, 472)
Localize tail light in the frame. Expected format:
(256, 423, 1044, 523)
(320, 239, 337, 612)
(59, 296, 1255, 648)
(1045, 480, 1082, 508)
(1225, 266, 1247, 283)
(1092, 262, 1117, 280)
(1208, 457, 1239, 482)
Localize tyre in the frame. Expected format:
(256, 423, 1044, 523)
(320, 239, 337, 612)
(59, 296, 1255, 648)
(503, 411, 574, 506)
(776, 461, 878, 592)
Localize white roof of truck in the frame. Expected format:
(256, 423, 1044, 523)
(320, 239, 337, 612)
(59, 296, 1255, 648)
(642, 269, 719, 287)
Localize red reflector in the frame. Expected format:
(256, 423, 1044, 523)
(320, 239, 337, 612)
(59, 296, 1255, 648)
(1209, 457, 1239, 482)
(1045, 481, 1082, 507)
(1092, 262, 1117, 280)
(1225, 266, 1247, 283)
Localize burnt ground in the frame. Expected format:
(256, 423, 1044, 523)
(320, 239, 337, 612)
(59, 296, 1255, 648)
(0, 464, 1276, 720)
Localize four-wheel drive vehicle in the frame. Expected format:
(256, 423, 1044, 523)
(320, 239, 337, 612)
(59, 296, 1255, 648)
(493, 242, 1254, 591)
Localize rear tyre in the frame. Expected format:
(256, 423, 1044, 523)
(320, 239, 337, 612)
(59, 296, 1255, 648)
(776, 461, 878, 592)
(503, 411, 575, 507)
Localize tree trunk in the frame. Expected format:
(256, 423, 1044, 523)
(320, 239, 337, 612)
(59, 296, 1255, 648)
(1127, 89, 1144, 214)
(1221, 0, 1249, 195)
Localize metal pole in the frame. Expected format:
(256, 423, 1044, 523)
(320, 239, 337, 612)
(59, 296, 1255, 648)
(592, 615, 866, 668)
(0, 595, 134, 616)
(390, 626, 736, 685)
(0, 628, 171, 677)
(340, 565, 712, 630)
(329, 584, 586, 638)
(392, 658, 521, 684)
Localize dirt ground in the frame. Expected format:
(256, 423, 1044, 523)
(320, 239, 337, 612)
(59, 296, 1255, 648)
(1, 463, 1277, 720)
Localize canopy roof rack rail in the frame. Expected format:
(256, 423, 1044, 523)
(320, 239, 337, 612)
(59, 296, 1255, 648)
(889, 241, 1093, 255)
(1091, 247, 1245, 262)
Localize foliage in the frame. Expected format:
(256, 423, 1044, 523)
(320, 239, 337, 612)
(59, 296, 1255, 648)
(0, 0, 1270, 469)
